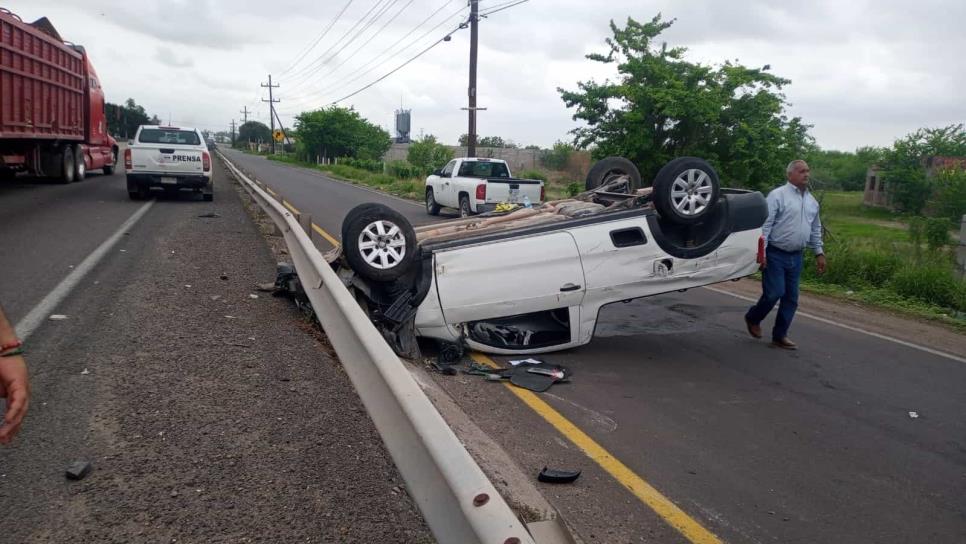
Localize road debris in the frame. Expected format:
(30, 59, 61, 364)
(80, 368, 90, 375)
(248, 294, 259, 300)
(49, 314, 68, 320)
(909, 411, 919, 418)
(65, 461, 92, 481)
(220, 273, 229, 280)
(509, 358, 543, 366)
(197, 212, 221, 218)
(537, 466, 581, 484)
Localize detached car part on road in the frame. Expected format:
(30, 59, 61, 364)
(124, 125, 213, 201)
(334, 156, 767, 356)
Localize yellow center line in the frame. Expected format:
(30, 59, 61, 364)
(312, 224, 341, 247)
(470, 352, 723, 544)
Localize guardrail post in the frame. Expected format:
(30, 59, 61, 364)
(298, 213, 313, 240)
(956, 214, 966, 280)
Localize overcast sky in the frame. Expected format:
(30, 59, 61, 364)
(7, 0, 965, 151)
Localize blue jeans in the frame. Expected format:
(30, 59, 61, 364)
(745, 246, 803, 341)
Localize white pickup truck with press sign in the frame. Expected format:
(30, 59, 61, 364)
(124, 125, 213, 201)
(424, 157, 544, 217)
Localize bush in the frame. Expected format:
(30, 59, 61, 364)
(890, 264, 963, 311)
(408, 135, 453, 173)
(931, 167, 966, 222)
(540, 140, 573, 170)
(386, 160, 420, 180)
(371, 174, 395, 186)
(518, 169, 548, 182)
(924, 217, 952, 250)
(566, 181, 583, 197)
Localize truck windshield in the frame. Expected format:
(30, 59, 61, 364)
(458, 161, 510, 178)
(138, 129, 201, 145)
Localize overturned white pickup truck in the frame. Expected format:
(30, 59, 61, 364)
(333, 157, 767, 356)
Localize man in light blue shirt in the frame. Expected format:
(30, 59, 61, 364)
(745, 160, 827, 349)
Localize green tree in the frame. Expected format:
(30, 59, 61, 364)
(407, 135, 454, 174)
(558, 15, 811, 190)
(881, 124, 966, 214)
(237, 121, 271, 146)
(458, 134, 517, 148)
(294, 107, 390, 160)
(540, 140, 574, 170)
(106, 98, 153, 139)
(805, 146, 886, 191)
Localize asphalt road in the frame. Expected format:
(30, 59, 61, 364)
(0, 165, 431, 542)
(219, 149, 966, 544)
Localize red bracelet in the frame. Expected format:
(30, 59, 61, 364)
(1, 339, 22, 352)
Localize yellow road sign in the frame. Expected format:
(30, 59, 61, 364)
(273, 129, 284, 142)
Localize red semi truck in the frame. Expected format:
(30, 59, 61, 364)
(0, 8, 117, 182)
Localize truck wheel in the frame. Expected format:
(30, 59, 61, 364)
(73, 146, 86, 181)
(425, 188, 441, 216)
(652, 157, 721, 225)
(459, 195, 473, 218)
(103, 149, 117, 175)
(59, 146, 75, 184)
(585, 157, 642, 193)
(342, 203, 417, 282)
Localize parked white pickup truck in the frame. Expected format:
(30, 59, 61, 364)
(424, 157, 543, 217)
(124, 125, 212, 201)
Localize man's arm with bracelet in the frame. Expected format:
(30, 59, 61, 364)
(0, 303, 29, 444)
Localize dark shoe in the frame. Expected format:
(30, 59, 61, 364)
(745, 319, 762, 339)
(771, 337, 798, 350)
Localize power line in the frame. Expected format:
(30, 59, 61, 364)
(279, 0, 355, 77)
(480, 0, 530, 16)
(286, 0, 403, 93)
(284, 0, 460, 106)
(292, 0, 416, 91)
(305, 4, 468, 102)
(328, 22, 466, 106)
(284, 0, 392, 85)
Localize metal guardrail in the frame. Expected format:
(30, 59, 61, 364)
(219, 153, 536, 544)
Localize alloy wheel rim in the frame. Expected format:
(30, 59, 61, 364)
(670, 168, 713, 216)
(358, 220, 406, 270)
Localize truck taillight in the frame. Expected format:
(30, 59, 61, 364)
(540, 184, 545, 202)
(202, 151, 211, 172)
(476, 183, 486, 201)
(757, 235, 765, 265)
(123, 148, 132, 169)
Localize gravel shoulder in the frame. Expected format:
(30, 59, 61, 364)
(0, 164, 432, 543)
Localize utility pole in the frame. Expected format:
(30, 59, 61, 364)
(240, 106, 250, 124)
(261, 75, 280, 154)
(462, 0, 485, 157)
(230, 119, 236, 147)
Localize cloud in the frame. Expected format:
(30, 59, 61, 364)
(154, 47, 194, 69)
(91, 0, 258, 50)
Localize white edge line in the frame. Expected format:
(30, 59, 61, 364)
(15, 200, 155, 341)
(704, 285, 966, 365)
(226, 149, 424, 208)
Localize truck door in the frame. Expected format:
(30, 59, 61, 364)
(434, 231, 586, 324)
(437, 159, 457, 206)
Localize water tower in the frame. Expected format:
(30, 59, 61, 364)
(395, 109, 411, 143)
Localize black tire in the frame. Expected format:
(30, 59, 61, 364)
(73, 145, 86, 181)
(203, 193, 213, 202)
(103, 148, 117, 175)
(342, 203, 417, 282)
(652, 157, 721, 225)
(458, 195, 472, 218)
(585, 156, 642, 193)
(341, 203, 384, 244)
(0, 168, 15, 181)
(59, 146, 75, 184)
(128, 191, 141, 201)
(425, 188, 441, 216)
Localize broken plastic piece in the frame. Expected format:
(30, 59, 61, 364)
(65, 461, 92, 481)
(537, 467, 581, 484)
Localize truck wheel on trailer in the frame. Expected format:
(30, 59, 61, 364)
(103, 148, 117, 175)
(73, 145, 86, 181)
(58, 145, 75, 184)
